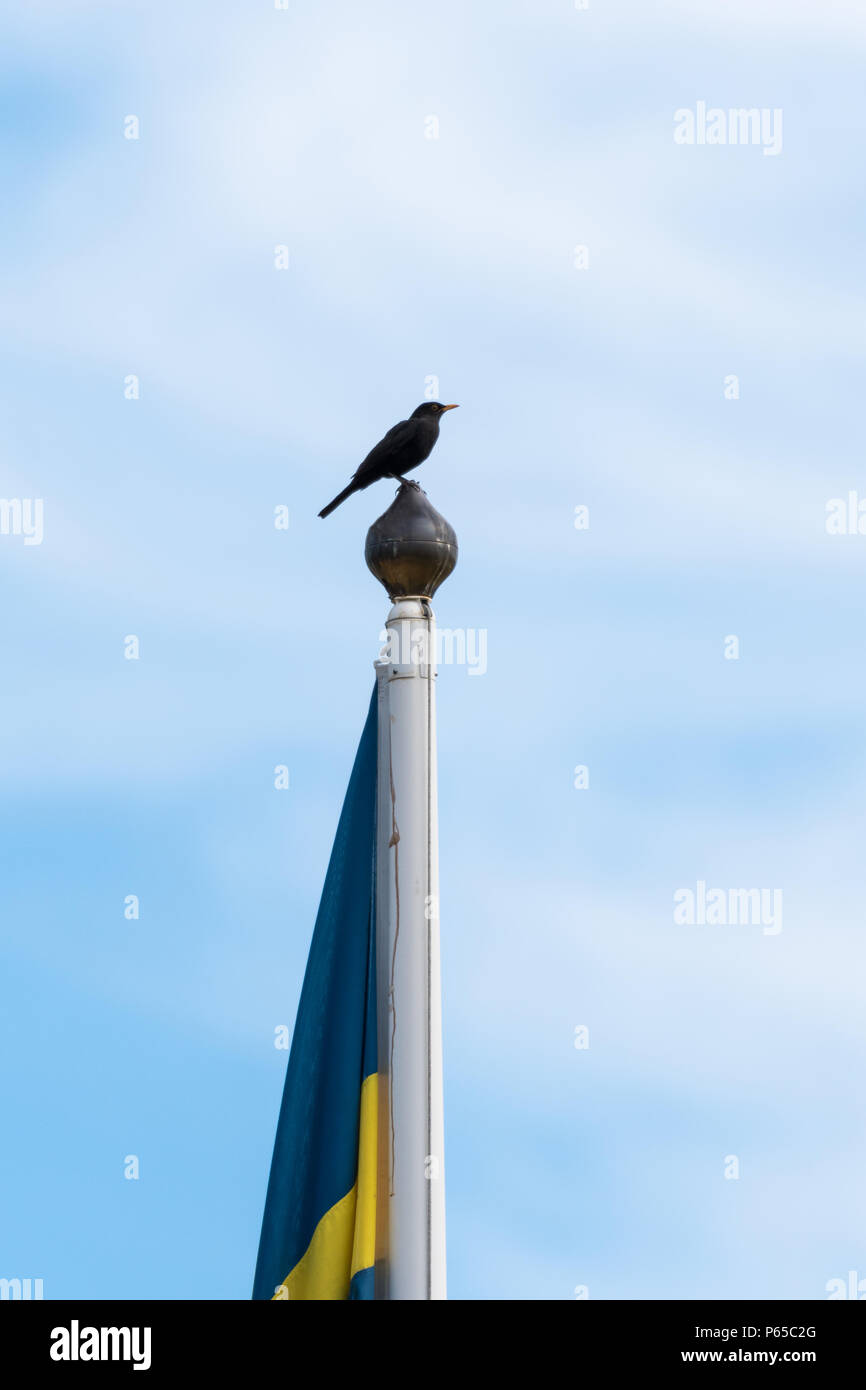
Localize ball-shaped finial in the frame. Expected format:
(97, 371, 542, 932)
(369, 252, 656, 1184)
(365, 484, 458, 600)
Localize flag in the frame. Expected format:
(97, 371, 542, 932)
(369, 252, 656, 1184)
(253, 690, 378, 1300)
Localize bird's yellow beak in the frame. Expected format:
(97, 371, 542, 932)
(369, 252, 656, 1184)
(441, 403, 459, 411)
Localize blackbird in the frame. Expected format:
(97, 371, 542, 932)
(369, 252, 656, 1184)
(318, 401, 459, 518)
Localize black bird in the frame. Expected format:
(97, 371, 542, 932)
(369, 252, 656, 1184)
(318, 401, 459, 518)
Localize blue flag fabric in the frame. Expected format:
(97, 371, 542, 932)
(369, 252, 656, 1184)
(253, 689, 378, 1300)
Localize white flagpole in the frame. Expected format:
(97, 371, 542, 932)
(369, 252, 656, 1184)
(366, 486, 456, 1301)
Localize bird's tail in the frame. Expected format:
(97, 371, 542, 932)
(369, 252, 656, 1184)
(318, 480, 360, 519)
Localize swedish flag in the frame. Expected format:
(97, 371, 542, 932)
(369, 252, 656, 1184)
(253, 691, 378, 1300)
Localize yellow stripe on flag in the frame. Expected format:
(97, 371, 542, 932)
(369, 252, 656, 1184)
(273, 1073, 378, 1300)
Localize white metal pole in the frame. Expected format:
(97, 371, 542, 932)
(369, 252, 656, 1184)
(374, 597, 446, 1300)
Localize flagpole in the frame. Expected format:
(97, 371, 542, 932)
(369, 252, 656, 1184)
(366, 484, 457, 1301)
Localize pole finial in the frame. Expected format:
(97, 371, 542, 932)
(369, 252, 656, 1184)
(365, 484, 458, 600)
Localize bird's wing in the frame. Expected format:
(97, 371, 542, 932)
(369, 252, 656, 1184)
(353, 418, 415, 480)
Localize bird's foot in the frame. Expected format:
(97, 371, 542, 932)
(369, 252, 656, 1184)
(392, 475, 426, 499)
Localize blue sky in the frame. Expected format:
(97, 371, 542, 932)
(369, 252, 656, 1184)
(1, 0, 865, 1299)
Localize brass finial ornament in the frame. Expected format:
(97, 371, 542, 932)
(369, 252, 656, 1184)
(365, 483, 458, 600)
